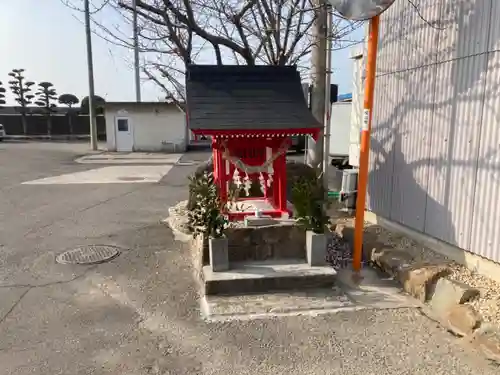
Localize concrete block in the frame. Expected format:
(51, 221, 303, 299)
(209, 237, 229, 272)
(470, 324, 500, 363)
(429, 278, 480, 315)
(397, 263, 451, 302)
(226, 224, 306, 262)
(306, 231, 327, 266)
(375, 249, 414, 275)
(244, 216, 276, 227)
(446, 304, 481, 337)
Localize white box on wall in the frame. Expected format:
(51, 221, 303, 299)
(349, 44, 365, 168)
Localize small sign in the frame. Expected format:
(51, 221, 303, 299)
(362, 109, 370, 131)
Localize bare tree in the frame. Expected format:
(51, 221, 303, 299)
(72, 0, 361, 101)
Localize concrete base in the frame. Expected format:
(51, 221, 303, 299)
(225, 224, 306, 262)
(209, 237, 229, 272)
(201, 267, 420, 321)
(334, 267, 420, 308)
(201, 287, 352, 321)
(227, 198, 294, 213)
(202, 260, 337, 295)
(244, 216, 276, 227)
(306, 231, 327, 266)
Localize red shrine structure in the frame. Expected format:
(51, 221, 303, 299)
(186, 65, 322, 221)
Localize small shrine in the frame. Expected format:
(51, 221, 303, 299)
(186, 65, 322, 221)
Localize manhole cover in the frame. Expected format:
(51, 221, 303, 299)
(118, 176, 146, 181)
(56, 245, 121, 265)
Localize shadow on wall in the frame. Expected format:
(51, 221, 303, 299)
(368, 130, 456, 258)
(367, 0, 500, 264)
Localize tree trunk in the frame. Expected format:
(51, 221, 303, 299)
(47, 115, 52, 137)
(21, 113, 28, 135)
(306, 0, 328, 169)
(68, 114, 73, 136)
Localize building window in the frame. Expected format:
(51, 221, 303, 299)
(117, 119, 129, 132)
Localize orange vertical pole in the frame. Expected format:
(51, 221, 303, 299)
(353, 15, 380, 272)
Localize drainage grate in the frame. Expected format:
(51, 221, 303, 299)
(117, 176, 146, 181)
(56, 245, 121, 265)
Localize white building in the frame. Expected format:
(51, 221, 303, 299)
(104, 101, 187, 152)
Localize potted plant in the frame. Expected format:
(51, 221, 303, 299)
(188, 172, 229, 272)
(292, 176, 330, 266)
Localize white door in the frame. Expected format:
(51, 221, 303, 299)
(115, 117, 133, 152)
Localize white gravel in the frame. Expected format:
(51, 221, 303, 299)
(336, 217, 500, 324)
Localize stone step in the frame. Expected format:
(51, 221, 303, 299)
(203, 260, 337, 295)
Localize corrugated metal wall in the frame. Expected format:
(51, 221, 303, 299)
(368, 0, 500, 263)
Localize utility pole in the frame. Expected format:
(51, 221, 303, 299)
(306, 0, 328, 170)
(353, 15, 380, 272)
(322, 4, 333, 190)
(325, 0, 394, 273)
(132, 0, 141, 102)
(84, 0, 98, 151)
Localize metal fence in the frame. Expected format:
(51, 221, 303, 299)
(0, 114, 106, 139)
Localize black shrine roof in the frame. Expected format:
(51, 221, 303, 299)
(186, 65, 322, 132)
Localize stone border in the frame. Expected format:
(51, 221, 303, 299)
(335, 223, 500, 364)
(364, 210, 500, 285)
(161, 201, 192, 240)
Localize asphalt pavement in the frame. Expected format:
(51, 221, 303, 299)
(0, 141, 498, 375)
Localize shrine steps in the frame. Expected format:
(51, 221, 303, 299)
(202, 260, 337, 296)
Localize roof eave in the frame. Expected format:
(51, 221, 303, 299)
(190, 128, 320, 137)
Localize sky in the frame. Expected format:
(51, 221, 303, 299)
(0, 0, 364, 105)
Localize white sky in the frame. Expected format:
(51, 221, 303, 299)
(0, 0, 362, 105)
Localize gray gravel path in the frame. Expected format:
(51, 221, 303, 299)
(0, 143, 497, 374)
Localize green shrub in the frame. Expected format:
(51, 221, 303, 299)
(291, 174, 330, 234)
(187, 172, 227, 239)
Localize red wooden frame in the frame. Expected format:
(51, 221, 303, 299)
(197, 127, 320, 221)
(192, 128, 320, 140)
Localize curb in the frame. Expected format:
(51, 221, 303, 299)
(335, 223, 500, 364)
(4, 135, 92, 141)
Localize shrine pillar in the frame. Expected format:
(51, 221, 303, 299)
(277, 152, 287, 212)
(271, 141, 287, 213)
(213, 139, 228, 203)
